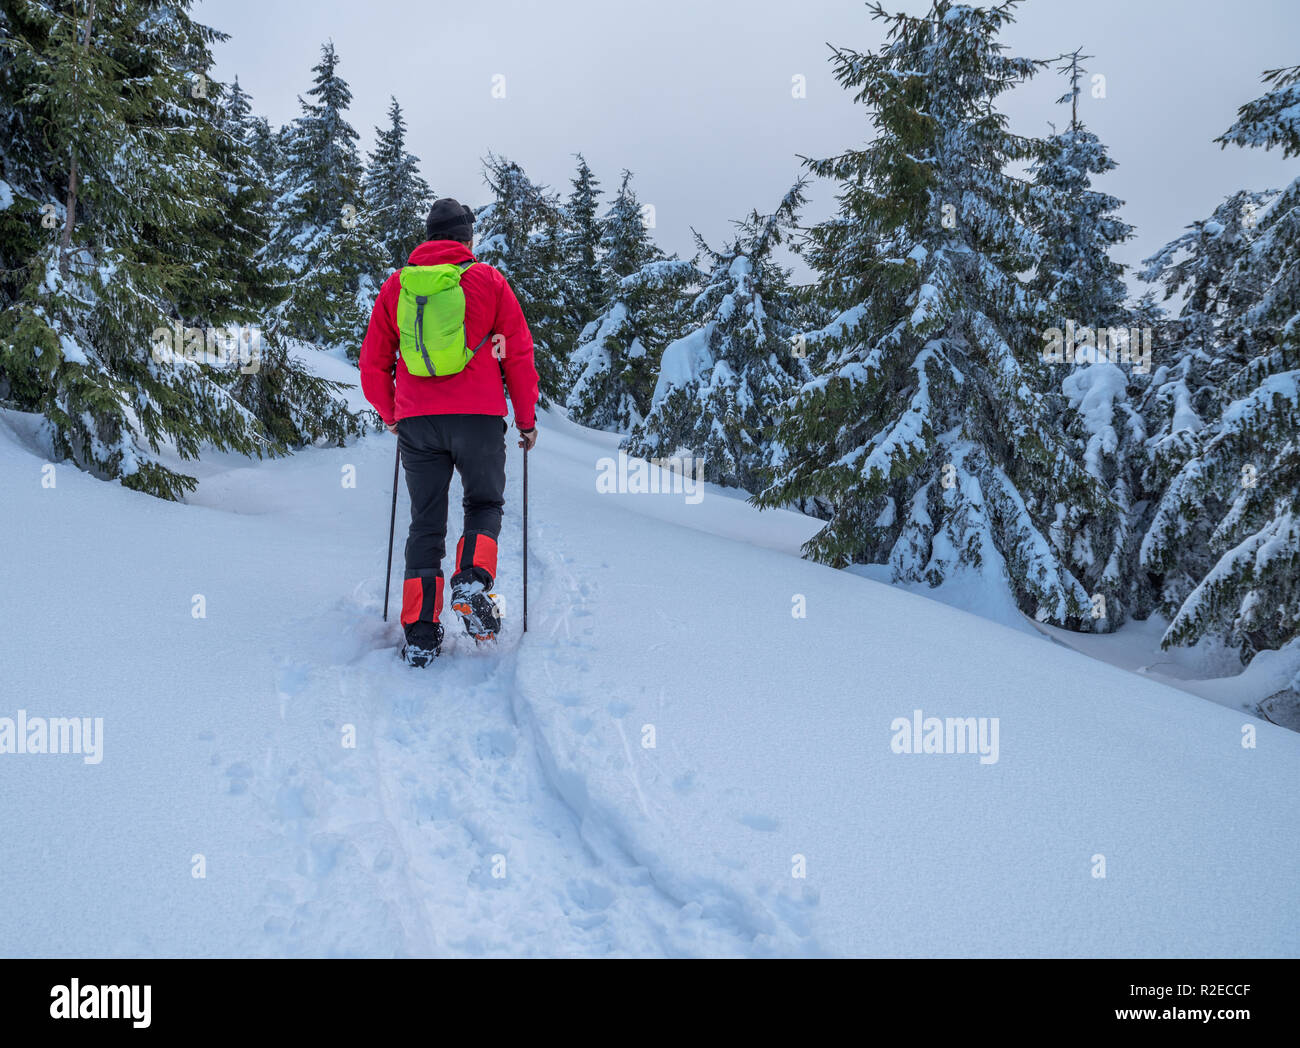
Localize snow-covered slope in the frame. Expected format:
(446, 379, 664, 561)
(1, 393, 1296, 957)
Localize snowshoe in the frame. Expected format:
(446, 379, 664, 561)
(450, 580, 504, 643)
(400, 620, 444, 667)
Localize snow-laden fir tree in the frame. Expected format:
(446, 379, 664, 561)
(1138, 188, 1279, 632)
(268, 41, 384, 353)
(1034, 48, 1140, 628)
(208, 74, 361, 440)
(1118, 289, 1173, 620)
(243, 106, 280, 187)
(267, 41, 361, 284)
(0, 1, 363, 501)
(1144, 65, 1300, 659)
(624, 181, 810, 491)
(472, 154, 568, 402)
(755, 0, 1109, 629)
(1059, 358, 1146, 628)
(559, 154, 607, 347)
(203, 77, 278, 325)
(567, 170, 695, 432)
(237, 78, 280, 191)
(225, 78, 256, 153)
(363, 97, 433, 273)
(1032, 49, 1132, 330)
(312, 94, 431, 364)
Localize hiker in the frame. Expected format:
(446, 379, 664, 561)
(360, 197, 539, 666)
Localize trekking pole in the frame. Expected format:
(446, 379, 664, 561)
(522, 442, 529, 633)
(383, 444, 401, 622)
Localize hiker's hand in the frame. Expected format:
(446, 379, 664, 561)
(518, 426, 537, 451)
(385, 421, 398, 435)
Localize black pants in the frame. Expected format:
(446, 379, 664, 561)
(397, 414, 506, 625)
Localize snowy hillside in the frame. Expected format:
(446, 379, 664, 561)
(1, 372, 1297, 957)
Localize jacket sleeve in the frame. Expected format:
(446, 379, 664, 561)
(359, 274, 401, 426)
(494, 274, 540, 431)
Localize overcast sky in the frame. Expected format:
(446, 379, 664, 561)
(199, 0, 1299, 292)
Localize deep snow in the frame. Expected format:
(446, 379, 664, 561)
(1, 361, 1297, 957)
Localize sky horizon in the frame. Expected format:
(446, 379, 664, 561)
(198, 0, 1300, 296)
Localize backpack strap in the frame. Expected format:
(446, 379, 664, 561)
(412, 295, 437, 376)
(458, 261, 491, 359)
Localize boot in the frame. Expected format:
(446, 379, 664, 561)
(450, 578, 503, 642)
(401, 620, 444, 667)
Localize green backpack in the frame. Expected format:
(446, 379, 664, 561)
(396, 261, 490, 377)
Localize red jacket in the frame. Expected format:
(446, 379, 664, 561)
(359, 240, 539, 430)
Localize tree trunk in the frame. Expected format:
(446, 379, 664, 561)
(58, 0, 97, 279)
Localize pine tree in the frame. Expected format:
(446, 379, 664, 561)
(567, 170, 695, 432)
(225, 77, 255, 144)
(201, 77, 277, 328)
(473, 154, 568, 401)
(1148, 65, 1300, 659)
(204, 76, 360, 436)
(0, 1, 364, 501)
(1034, 48, 1140, 628)
(314, 222, 388, 359)
(229, 77, 279, 189)
(754, 0, 1107, 629)
(1120, 289, 1173, 620)
(245, 112, 279, 186)
(624, 181, 810, 491)
(267, 41, 383, 353)
(1138, 189, 1278, 626)
(559, 153, 606, 346)
(1060, 351, 1147, 629)
(1032, 49, 1132, 330)
(363, 97, 432, 272)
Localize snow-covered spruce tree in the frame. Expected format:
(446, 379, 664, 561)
(0, 1, 363, 501)
(225, 78, 256, 151)
(473, 154, 569, 402)
(559, 153, 607, 348)
(1118, 289, 1174, 620)
(754, 0, 1108, 629)
(363, 97, 433, 273)
(1031, 49, 1132, 330)
(1059, 357, 1146, 628)
(206, 75, 362, 440)
(1147, 65, 1300, 659)
(246, 114, 278, 180)
(240, 89, 280, 188)
(268, 41, 384, 354)
(310, 94, 431, 364)
(197, 77, 279, 328)
(1138, 188, 1279, 630)
(1034, 48, 1140, 628)
(623, 180, 810, 491)
(568, 170, 695, 432)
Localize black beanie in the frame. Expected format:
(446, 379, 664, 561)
(425, 197, 474, 242)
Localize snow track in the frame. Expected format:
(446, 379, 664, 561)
(224, 446, 806, 956)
